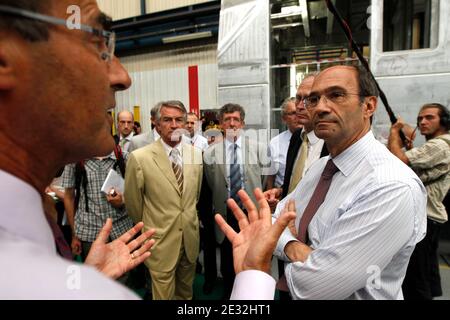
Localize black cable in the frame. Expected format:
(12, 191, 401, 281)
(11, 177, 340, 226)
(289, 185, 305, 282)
(325, 0, 407, 144)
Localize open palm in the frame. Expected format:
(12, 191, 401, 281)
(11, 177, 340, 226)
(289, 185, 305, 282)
(215, 189, 296, 275)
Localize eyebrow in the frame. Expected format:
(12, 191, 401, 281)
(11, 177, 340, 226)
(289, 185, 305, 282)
(310, 85, 347, 96)
(93, 12, 112, 30)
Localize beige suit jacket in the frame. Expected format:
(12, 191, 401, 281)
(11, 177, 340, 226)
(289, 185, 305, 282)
(203, 138, 270, 243)
(124, 140, 203, 272)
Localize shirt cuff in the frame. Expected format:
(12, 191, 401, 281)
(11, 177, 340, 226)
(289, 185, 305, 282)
(230, 270, 276, 300)
(274, 226, 299, 261)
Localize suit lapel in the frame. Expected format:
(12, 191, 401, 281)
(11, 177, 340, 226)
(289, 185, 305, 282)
(182, 144, 195, 197)
(152, 140, 182, 196)
(214, 142, 227, 182)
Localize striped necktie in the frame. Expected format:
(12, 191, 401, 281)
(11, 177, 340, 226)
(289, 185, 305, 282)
(230, 143, 242, 207)
(170, 148, 184, 193)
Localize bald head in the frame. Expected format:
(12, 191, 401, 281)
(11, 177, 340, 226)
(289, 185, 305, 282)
(117, 110, 134, 138)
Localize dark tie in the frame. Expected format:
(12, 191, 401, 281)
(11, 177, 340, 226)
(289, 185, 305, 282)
(277, 159, 340, 292)
(230, 143, 242, 207)
(43, 198, 73, 260)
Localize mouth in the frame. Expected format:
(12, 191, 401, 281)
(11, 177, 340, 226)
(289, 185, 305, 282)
(316, 120, 334, 125)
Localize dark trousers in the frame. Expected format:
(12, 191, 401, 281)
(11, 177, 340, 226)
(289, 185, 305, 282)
(200, 217, 218, 284)
(219, 208, 241, 299)
(402, 218, 442, 300)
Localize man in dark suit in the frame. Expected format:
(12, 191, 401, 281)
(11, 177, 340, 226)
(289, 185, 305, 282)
(266, 75, 328, 205)
(265, 75, 328, 300)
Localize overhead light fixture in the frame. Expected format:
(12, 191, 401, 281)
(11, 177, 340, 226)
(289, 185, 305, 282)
(162, 31, 213, 44)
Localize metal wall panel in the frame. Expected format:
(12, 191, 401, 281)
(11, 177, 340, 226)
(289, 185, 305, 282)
(146, 0, 215, 13)
(370, 0, 450, 145)
(97, 0, 141, 20)
(120, 45, 217, 72)
(217, 0, 271, 129)
(115, 46, 218, 134)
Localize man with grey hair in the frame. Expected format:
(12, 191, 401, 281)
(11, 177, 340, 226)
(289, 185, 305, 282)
(125, 100, 203, 300)
(266, 97, 301, 190)
(203, 103, 271, 298)
(128, 103, 162, 152)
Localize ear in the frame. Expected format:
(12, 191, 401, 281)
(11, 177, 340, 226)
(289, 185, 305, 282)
(0, 44, 18, 91)
(363, 96, 377, 119)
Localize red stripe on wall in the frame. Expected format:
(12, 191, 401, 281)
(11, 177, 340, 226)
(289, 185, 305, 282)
(188, 65, 200, 115)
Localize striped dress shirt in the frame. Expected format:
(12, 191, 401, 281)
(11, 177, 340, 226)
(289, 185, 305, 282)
(273, 131, 427, 300)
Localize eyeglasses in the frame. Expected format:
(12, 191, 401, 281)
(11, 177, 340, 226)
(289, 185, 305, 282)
(0, 5, 115, 63)
(304, 90, 366, 109)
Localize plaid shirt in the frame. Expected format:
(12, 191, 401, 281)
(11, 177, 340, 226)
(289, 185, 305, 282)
(61, 154, 133, 242)
(406, 133, 450, 223)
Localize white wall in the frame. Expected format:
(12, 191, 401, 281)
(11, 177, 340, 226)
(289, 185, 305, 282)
(116, 45, 218, 134)
(97, 0, 141, 20)
(147, 0, 215, 14)
(97, 0, 215, 20)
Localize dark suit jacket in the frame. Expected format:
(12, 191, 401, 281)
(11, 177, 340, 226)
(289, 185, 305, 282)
(281, 129, 329, 199)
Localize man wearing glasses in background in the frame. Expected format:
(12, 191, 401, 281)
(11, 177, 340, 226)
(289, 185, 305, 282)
(266, 97, 300, 190)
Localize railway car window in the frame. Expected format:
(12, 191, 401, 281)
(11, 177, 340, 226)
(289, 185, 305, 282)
(383, 0, 439, 52)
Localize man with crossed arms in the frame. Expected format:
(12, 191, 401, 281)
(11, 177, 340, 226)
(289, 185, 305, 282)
(218, 65, 427, 300)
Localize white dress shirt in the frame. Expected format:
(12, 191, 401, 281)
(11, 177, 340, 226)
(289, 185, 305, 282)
(291, 130, 325, 178)
(273, 131, 427, 300)
(269, 130, 293, 187)
(0, 170, 140, 299)
(161, 139, 184, 165)
(119, 132, 134, 152)
(189, 134, 209, 152)
(231, 271, 276, 300)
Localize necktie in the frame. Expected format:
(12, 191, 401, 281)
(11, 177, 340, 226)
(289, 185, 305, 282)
(229, 143, 242, 207)
(119, 138, 127, 151)
(288, 131, 309, 194)
(277, 159, 340, 292)
(170, 148, 184, 193)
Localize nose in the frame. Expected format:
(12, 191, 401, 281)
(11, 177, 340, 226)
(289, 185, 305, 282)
(109, 56, 132, 91)
(170, 119, 180, 127)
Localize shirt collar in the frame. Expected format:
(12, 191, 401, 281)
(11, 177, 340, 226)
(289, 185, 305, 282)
(285, 130, 293, 140)
(0, 170, 55, 252)
(225, 136, 242, 151)
(161, 139, 183, 158)
(307, 130, 320, 145)
(332, 131, 375, 177)
(120, 132, 134, 141)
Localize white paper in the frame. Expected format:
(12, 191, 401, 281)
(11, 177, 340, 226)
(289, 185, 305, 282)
(101, 169, 125, 195)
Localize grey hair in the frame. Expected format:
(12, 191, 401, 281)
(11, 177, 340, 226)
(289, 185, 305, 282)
(280, 97, 296, 115)
(151, 102, 164, 118)
(155, 100, 188, 121)
(219, 103, 246, 122)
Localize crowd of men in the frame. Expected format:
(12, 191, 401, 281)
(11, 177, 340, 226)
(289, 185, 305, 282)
(1, 0, 449, 300)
